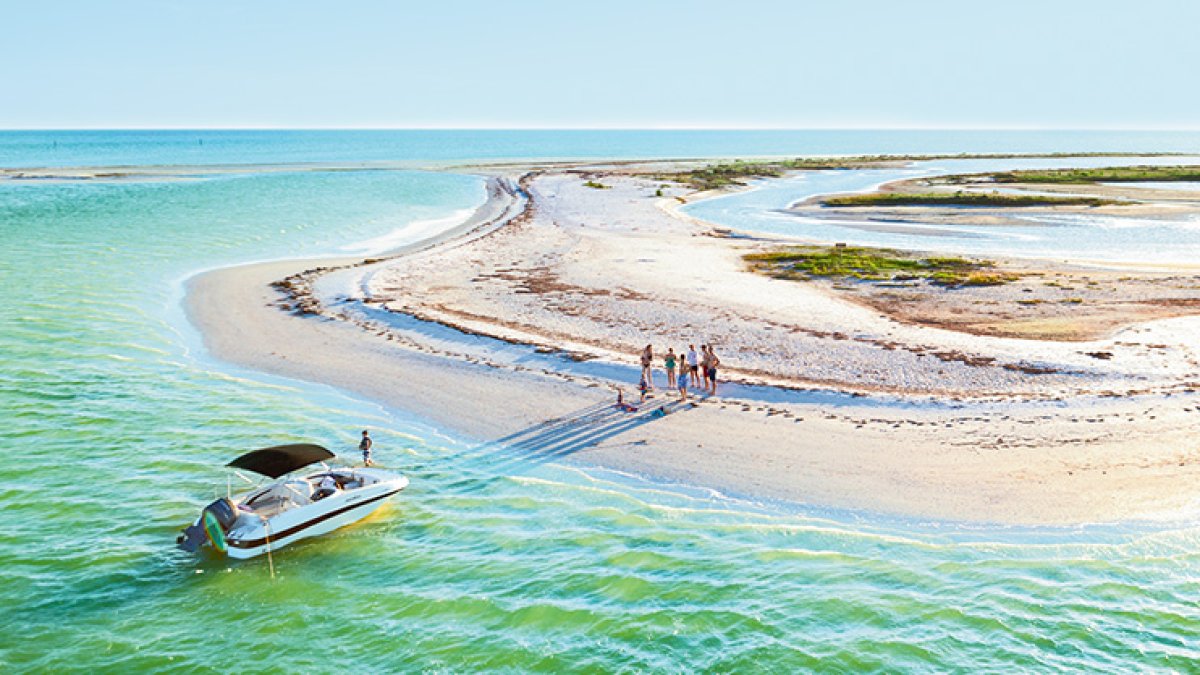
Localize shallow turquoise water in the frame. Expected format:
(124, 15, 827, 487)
(2, 135, 1200, 671)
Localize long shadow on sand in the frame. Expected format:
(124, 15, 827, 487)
(445, 395, 699, 485)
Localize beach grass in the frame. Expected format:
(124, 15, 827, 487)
(941, 165, 1200, 185)
(649, 153, 1185, 191)
(650, 158, 930, 191)
(821, 192, 1118, 207)
(745, 245, 1019, 286)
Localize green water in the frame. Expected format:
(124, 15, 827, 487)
(2, 166, 1199, 672)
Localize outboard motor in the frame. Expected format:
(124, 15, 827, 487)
(204, 497, 238, 531)
(176, 498, 238, 553)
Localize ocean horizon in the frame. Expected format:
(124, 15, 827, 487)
(6, 128, 1200, 168)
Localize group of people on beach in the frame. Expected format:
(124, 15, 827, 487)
(639, 343, 720, 402)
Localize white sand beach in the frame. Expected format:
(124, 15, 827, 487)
(187, 161, 1200, 525)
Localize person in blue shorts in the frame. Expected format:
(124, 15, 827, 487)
(359, 430, 373, 467)
(677, 359, 690, 402)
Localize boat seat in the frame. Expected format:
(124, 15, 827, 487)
(280, 479, 313, 506)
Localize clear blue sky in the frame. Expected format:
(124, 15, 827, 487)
(2, 0, 1198, 129)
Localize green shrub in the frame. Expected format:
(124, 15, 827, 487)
(946, 165, 1200, 185)
(744, 245, 1020, 287)
(821, 192, 1118, 208)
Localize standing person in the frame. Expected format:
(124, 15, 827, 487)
(359, 430, 373, 467)
(707, 346, 721, 396)
(686, 344, 700, 386)
(677, 358, 690, 402)
(664, 348, 678, 389)
(699, 345, 711, 392)
(640, 345, 655, 390)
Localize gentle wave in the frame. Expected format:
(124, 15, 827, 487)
(338, 207, 479, 255)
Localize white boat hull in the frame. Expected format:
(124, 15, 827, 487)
(181, 467, 408, 559)
(226, 475, 407, 559)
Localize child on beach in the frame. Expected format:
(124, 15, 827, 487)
(664, 348, 677, 389)
(616, 387, 637, 412)
(638, 374, 650, 403)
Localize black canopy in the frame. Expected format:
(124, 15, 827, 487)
(226, 444, 334, 478)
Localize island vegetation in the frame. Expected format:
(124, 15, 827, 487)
(745, 245, 1019, 286)
(648, 153, 1185, 191)
(820, 192, 1118, 208)
(937, 165, 1200, 185)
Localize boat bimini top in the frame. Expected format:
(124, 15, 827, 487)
(226, 443, 335, 479)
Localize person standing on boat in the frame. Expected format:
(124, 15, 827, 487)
(359, 430, 373, 467)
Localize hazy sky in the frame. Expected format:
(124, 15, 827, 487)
(3, 0, 1198, 129)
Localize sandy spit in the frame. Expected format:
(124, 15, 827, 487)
(186, 167, 1200, 525)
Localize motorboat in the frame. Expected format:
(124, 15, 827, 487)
(177, 443, 408, 559)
